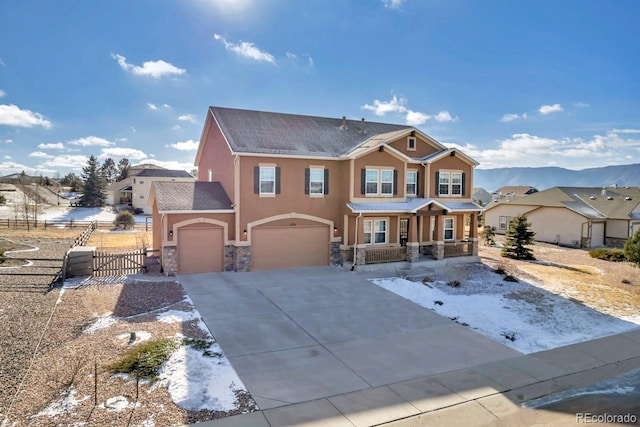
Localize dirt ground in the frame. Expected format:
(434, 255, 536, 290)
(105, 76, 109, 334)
(87, 230, 153, 249)
(479, 237, 640, 322)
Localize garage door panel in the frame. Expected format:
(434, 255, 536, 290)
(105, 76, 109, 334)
(252, 225, 329, 271)
(178, 227, 224, 274)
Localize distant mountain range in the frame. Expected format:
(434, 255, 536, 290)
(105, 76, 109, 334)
(474, 163, 640, 192)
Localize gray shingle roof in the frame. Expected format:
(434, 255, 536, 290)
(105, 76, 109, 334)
(210, 106, 411, 157)
(153, 181, 232, 211)
(135, 169, 193, 178)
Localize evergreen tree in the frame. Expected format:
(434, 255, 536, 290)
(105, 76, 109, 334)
(117, 158, 131, 181)
(80, 155, 106, 207)
(480, 225, 496, 246)
(61, 172, 83, 192)
(624, 228, 640, 267)
(101, 157, 119, 184)
(501, 214, 536, 260)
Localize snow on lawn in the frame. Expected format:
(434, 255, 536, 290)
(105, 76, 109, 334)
(371, 263, 639, 354)
(33, 387, 88, 418)
(39, 205, 148, 223)
(83, 313, 116, 334)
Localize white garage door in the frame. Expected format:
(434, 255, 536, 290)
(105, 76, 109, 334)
(178, 226, 224, 274)
(252, 225, 329, 271)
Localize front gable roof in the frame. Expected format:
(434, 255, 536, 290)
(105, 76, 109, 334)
(347, 198, 482, 214)
(421, 148, 479, 167)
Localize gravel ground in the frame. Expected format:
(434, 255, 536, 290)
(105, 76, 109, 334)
(0, 237, 73, 419)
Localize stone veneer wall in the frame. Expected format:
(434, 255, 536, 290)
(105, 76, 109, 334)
(224, 245, 235, 272)
(235, 246, 251, 272)
(330, 242, 342, 266)
(162, 246, 178, 276)
(606, 237, 628, 248)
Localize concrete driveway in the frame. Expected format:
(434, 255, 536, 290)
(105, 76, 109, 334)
(178, 266, 521, 411)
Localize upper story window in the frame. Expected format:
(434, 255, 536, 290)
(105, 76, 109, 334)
(305, 167, 329, 195)
(406, 171, 417, 196)
(254, 166, 281, 196)
(260, 166, 275, 194)
(362, 168, 397, 196)
(365, 169, 379, 194)
(407, 137, 416, 151)
(363, 219, 387, 244)
(437, 171, 464, 197)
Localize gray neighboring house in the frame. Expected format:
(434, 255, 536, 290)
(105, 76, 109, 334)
(473, 187, 492, 206)
(484, 186, 640, 248)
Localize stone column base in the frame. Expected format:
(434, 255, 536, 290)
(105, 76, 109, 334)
(235, 245, 251, 272)
(433, 241, 445, 260)
(355, 246, 366, 265)
(330, 241, 342, 266)
(162, 246, 177, 276)
(407, 244, 420, 262)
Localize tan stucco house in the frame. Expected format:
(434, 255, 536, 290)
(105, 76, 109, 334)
(106, 166, 195, 214)
(484, 186, 640, 248)
(150, 107, 483, 274)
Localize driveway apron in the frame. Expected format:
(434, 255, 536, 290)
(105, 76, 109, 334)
(178, 266, 521, 410)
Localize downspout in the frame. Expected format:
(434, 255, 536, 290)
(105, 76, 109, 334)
(351, 212, 362, 271)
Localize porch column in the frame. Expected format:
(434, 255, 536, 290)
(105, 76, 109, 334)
(407, 214, 419, 262)
(434, 215, 445, 260)
(456, 214, 465, 240)
(469, 212, 478, 238)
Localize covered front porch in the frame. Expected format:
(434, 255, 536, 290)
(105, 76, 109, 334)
(342, 198, 481, 267)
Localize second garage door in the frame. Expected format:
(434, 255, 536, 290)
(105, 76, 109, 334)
(178, 226, 224, 274)
(251, 224, 329, 270)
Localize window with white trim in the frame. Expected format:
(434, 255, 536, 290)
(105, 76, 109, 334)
(444, 217, 454, 241)
(406, 171, 417, 196)
(380, 170, 393, 195)
(309, 168, 324, 195)
(451, 172, 462, 195)
(363, 219, 388, 244)
(439, 172, 450, 195)
(259, 166, 276, 194)
(499, 216, 513, 230)
(365, 169, 379, 194)
(407, 137, 416, 151)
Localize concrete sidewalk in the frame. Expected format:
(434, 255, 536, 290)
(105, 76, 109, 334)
(197, 329, 640, 426)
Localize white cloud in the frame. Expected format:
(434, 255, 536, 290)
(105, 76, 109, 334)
(167, 139, 199, 151)
(433, 111, 456, 123)
(214, 34, 276, 64)
(163, 104, 171, 109)
(147, 103, 158, 110)
(308, 56, 314, 67)
(0, 104, 52, 128)
(0, 161, 55, 175)
(610, 128, 640, 134)
(382, 0, 405, 9)
(37, 154, 88, 170)
(28, 151, 54, 158)
(38, 142, 65, 150)
(172, 125, 182, 131)
(362, 95, 456, 126)
(111, 53, 186, 79)
(538, 103, 563, 115)
(500, 113, 528, 122)
(574, 102, 590, 108)
(4, 155, 11, 159)
(5, 139, 13, 143)
(0, 89, 5, 98)
(178, 114, 197, 123)
(100, 147, 148, 160)
(68, 136, 113, 147)
(450, 130, 640, 169)
(286, 52, 297, 59)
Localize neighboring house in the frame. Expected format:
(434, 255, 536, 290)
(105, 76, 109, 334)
(473, 187, 492, 206)
(491, 185, 538, 202)
(150, 107, 483, 274)
(107, 167, 195, 214)
(484, 186, 640, 248)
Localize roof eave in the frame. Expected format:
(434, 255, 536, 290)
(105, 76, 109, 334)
(158, 209, 235, 214)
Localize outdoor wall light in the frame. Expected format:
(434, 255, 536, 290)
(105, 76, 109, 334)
(169, 230, 173, 237)
(243, 229, 247, 236)
(333, 227, 338, 234)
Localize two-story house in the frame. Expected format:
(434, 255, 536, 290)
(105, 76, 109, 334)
(150, 107, 482, 274)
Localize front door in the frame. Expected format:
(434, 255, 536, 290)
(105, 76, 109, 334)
(399, 218, 409, 246)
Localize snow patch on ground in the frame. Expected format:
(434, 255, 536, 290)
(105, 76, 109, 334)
(159, 345, 243, 411)
(372, 265, 639, 353)
(116, 331, 151, 345)
(33, 387, 88, 417)
(99, 395, 138, 412)
(156, 309, 199, 324)
(83, 313, 116, 334)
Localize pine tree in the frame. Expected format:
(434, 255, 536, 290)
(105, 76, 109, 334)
(624, 228, 640, 267)
(117, 158, 131, 181)
(101, 157, 119, 184)
(80, 155, 106, 207)
(501, 214, 536, 260)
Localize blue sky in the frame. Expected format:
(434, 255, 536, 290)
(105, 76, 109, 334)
(1, 0, 639, 176)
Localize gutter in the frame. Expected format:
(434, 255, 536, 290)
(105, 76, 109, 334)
(351, 212, 362, 271)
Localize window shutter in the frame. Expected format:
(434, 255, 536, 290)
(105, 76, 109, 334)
(393, 170, 398, 195)
(360, 169, 366, 194)
(275, 167, 281, 194)
(435, 172, 439, 195)
(254, 166, 259, 194)
(304, 168, 310, 195)
(324, 169, 329, 195)
(416, 171, 420, 196)
(462, 173, 466, 196)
